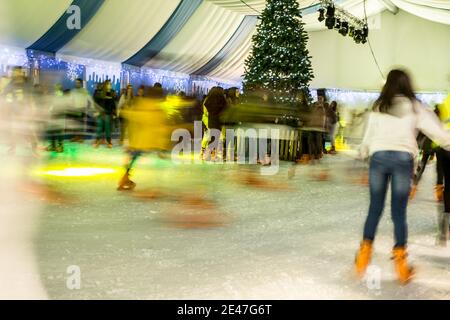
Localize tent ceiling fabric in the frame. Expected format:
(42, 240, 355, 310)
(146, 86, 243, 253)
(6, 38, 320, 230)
(59, 0, 181, 62)
(192, 15, 258, 76)
(390, 0, 450, 24)
(0, 0, 448, 83)
(28, 0, 105, 53)
(0, 0, 72, 48)
(206, 20, 258, 81)
(123, 0, 202, 67)
(402, 0, 450, 10)
(143, 1, 246, 75)
(206, 0, 322, 13)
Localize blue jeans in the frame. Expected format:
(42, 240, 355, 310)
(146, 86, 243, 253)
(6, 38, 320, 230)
(363, 151, 414, 247)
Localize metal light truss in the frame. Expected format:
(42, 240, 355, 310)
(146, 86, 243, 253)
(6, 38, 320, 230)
(318, 0, 367, 29)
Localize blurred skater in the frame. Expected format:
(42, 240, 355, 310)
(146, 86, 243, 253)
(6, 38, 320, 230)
(46, 84, 68, 153)
(2, 67, 38, 155)
(201, 87, 227, 161)
(307, 96, 327, 160)
(94, 80, 117, 148)
(0, 68, 48, 299)
(117, 84, 134, 145)
(68, 78, 99, 142)
(435, 94, 450, 245)
(117, 86, 171, 191)
(327, 101, 339, 155)
(409, 112, 444, 201)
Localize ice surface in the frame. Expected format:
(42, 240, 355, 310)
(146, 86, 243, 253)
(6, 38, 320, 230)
(12, 143, 450, 299)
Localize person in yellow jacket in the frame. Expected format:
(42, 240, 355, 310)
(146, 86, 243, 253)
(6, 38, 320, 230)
(117, 86, 172, 191)
(200, 97, 210, 159)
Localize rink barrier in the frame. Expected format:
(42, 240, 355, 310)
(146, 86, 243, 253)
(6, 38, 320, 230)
(226, 124, 302, 162)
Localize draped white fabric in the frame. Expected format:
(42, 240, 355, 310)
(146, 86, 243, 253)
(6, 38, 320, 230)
(403, 0, 450, 10)
(144, 1, 245, 74)
(207, 23, 257, 81)
(207, 0, 386, 31)
(197, 0, 386, 82)
(59, 0, 181, 62)
(206, 0, 322, 13)
(390, 0, 450, 24)
(205, 0, 270, 13)
(0, 0, 448, 84)
(0, 0, 71, 48)
(207, 0, 450, 12)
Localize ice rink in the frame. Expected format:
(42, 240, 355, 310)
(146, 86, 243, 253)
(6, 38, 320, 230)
(2, 143, 449, 299)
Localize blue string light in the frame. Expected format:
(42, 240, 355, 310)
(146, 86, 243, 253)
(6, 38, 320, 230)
(0, 46, 446, 104)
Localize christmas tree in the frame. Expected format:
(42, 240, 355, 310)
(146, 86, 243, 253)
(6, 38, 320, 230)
(243, 0, 314, 104)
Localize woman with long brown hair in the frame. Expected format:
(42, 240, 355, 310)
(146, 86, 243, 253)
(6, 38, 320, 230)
(354, 69, 450, 284)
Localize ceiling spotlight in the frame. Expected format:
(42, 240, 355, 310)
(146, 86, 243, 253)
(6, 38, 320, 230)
(353, 29, 362, 44)
(318, 8, 325, 22)
(339, 21, 349, 36)
(349, 26, 355, 37)
(317, 1, 367, 44)
(334, 19, 341, 29)
(326, 5, 335, 18)
(325, 17, 336, 29)
(362, 25, 369, 37)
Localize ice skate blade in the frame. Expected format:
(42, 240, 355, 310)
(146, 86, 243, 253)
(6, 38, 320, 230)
(117, 183, 136, 191)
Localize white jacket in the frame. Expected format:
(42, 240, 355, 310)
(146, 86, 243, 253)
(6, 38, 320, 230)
(359, 96, 450, 159)
(70, 88, 99, 114)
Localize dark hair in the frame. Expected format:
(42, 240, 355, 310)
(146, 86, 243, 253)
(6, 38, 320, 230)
(102, 79, 113, 96)
(124, 85, 134, 100)
(374, 69, 416, 113)
(205, 87, 227, 115)
(75, 78, 83, 84)
(434, 104, 440, 117)
(226, 87, 240, 105)
(330, 101, 337, 111)
(147, 86, 164, 99)
(153, 82, 162, 88)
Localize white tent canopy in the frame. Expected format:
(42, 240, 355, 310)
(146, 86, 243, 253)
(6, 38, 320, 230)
(0, 0, 448, 90)
(59, 0, 180, 63)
